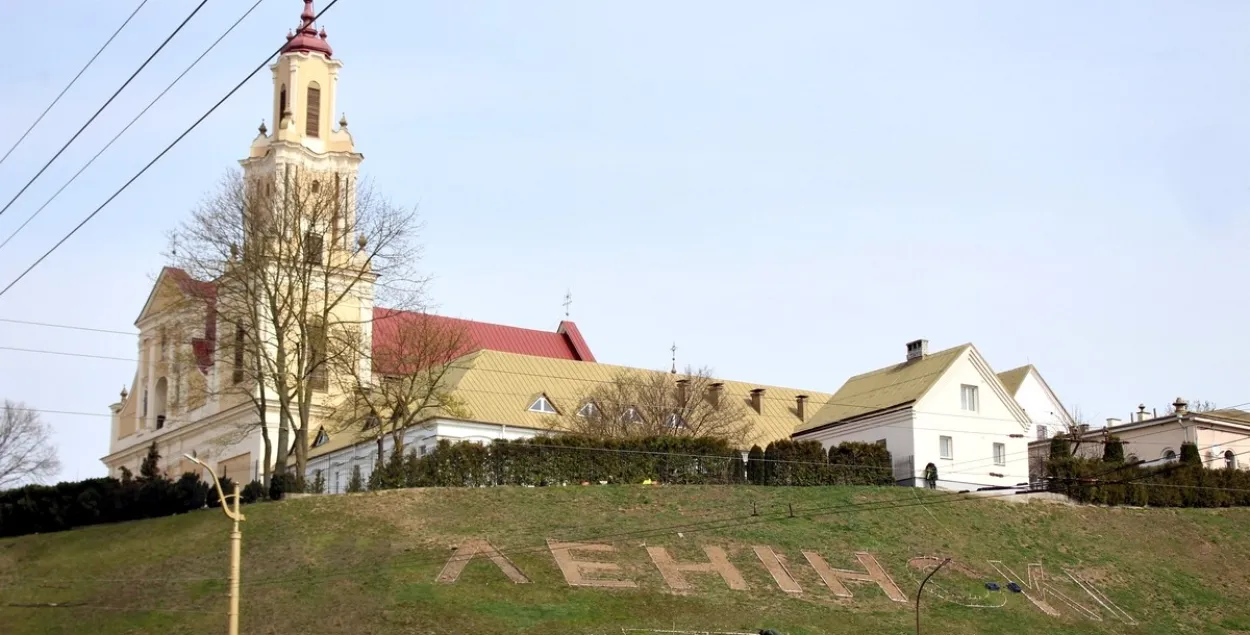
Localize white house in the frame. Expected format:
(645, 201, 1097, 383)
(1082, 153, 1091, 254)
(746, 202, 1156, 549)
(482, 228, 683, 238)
(793, 339, 1068, 491)
(996, 364, 1074, 442)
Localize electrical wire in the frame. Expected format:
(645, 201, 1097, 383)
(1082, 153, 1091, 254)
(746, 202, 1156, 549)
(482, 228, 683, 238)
(0, 0, 209, 221)
(0, 0, 268, 254)
(0, 0, 343, 299)
(0, 0, 150, 170)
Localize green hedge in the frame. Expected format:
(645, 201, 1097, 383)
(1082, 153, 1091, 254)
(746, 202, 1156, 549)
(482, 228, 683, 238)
(1046, 444, 1250, 507)
(365, 436, 893, 491)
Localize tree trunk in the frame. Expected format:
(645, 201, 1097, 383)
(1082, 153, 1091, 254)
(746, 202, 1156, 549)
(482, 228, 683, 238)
(260, 425, 273, 486)
(274, 404, 291, 474)
(376, 436, 385, 463)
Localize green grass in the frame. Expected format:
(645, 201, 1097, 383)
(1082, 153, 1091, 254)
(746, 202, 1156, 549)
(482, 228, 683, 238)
(3, 485, 1250, 634)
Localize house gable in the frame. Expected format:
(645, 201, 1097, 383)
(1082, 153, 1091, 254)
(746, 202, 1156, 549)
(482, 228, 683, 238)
(915, 346, 1030, 431)
(1007, 366, 1073, 432)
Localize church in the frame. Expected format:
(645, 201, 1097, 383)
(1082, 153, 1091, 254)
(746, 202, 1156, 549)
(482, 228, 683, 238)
(101, 1, 832, 489)
(104, 1, 1071, 494)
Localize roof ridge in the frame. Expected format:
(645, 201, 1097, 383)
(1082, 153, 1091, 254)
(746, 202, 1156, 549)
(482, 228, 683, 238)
(841, 342, 970, 382)
(373, 306, 569, 335)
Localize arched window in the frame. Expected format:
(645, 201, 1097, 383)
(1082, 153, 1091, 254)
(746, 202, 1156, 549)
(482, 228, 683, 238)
(306, 82, 321, 137)
(1226, 450, 1237, 470)
(153, 377, 168, 429)
(1163, 448, 1177, 461)
(279, 85, 288, 117)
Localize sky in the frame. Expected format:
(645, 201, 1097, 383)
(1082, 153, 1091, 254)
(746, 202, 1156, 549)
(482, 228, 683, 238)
(0, 0, 1247, 484)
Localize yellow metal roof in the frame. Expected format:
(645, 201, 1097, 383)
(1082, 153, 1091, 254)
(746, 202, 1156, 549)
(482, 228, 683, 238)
(307, 350, 832, 458)
(795, 344, 971, 435)
(995, 365, 1033, 397)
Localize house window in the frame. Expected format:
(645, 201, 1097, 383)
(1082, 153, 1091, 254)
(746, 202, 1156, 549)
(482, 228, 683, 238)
(312, 428, 329, 448)
(576, 402, 596, 418)
(1226, 450, 1237, 469)
(1163, 449, 1177, 461)
(960, 385, 979, 412)
(939, 435, 953, 459)
(993, 443, 1006, 466)
(1036, 424, 1048, 440)
(306, 83, 321, 137)
(311, 180, 321, 193)
(304, 231, 323, 265)
(419, 444, 428, 457)
(875, 439, 887, 448)
(1127, 454, 1139, 465)
(363, 414, 380, 430)
(528, 395, 557, 414)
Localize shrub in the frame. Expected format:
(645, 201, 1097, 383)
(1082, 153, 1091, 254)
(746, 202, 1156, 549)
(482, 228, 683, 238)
(240, 480, 266, 504)
(346, 466, 366, 493)
(1180, 442, 1202, 467)
(1049, 435, 1071, 460)
(1102, 437, 1125, 463)
(306, 470, 326, 494)
(269, 472, 297, 501)
(208, 476, 237, 508)
(746, 445, 765, 484)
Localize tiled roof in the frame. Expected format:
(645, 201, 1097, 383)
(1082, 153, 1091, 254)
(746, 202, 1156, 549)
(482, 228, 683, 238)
(370, 308, 594, 375)
(996, 365, 1033, 397)
(309, 350, 832, 458)
(796, 344, 971, 435)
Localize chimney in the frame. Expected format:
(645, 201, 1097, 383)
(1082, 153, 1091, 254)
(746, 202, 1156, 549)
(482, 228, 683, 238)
(905, 339, 928, 362)
(750, 388, 765, 414)
(1077, 423, 1090, 435)
(1136, 404, 1148, 422)
(707, 382, 724, 407)
(675, 379, 689, 406)
(1173, 397, 1188, 416)
(796, 395, 808, 421)
(1106, 417, 1122, 428)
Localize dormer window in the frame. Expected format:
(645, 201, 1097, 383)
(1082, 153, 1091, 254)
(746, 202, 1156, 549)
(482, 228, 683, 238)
(665, 413, 685, 430)
(528, 395, 558, 414)
(312, 428, 329, 448)
(621, 406, 642, 423)
(576, 402, 597, 418)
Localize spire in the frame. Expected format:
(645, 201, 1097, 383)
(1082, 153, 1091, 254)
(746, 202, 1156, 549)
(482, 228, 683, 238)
(562, 290, 572, 319)
(670, 342, 677, 375)
(282, 0, 333, 58)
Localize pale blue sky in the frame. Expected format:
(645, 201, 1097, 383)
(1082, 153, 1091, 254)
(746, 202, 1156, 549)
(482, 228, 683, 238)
(0, 1, 1246, 483)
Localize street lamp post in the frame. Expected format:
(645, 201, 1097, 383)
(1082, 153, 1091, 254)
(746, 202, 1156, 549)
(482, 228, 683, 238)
(915, 557, 950, 635)
(186, 454, 245, 635)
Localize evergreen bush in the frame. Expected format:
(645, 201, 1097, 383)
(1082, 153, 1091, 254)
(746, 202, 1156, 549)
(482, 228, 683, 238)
(346, 465, 366, 493)
(1102, 437, 1125, 463)
(241, 480, 266, 504)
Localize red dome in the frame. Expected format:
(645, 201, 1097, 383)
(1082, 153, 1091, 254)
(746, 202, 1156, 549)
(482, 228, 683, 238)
(282, 0, 333, 58)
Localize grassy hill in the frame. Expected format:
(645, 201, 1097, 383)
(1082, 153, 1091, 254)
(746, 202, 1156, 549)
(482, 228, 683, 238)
(2, 485, 1250, 635)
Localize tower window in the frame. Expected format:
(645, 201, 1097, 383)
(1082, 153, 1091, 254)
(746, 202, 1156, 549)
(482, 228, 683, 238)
(306, 318, 327, 391)
(232, 325, 246, 384)
(306, 83, 321, 137)
(279, 85, 288, 117)
(304, 232, 323, 265)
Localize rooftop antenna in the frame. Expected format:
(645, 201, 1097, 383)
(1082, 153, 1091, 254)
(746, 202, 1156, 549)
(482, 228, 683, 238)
(562, 290, 572, 319)
(670, 342, 677, 374)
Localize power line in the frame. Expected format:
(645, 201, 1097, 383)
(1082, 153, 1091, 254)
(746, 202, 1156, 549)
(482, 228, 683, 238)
(0, 0, 209, 221)
(0, 0, 150, 170)
(0, 346, 133, 363)
(0, 0, 267, 254)
(0, 317, 133, 336)
(0, 0, 344, 300)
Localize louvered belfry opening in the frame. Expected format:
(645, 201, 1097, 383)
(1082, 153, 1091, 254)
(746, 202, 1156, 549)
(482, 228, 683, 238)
(306, 84, 321, 137)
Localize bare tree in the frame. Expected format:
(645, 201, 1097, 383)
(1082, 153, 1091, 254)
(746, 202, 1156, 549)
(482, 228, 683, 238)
(330, 309, 471, 462)
(554, 367, 752, 445)
(168, 168, 426, 482)
(0, 401, 60, 489)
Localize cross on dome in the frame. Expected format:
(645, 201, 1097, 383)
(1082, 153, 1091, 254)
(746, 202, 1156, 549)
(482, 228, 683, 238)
(282, 0, 333, 58)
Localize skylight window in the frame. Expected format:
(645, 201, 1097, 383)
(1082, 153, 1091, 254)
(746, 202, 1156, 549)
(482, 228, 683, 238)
(528, 395, 558, 414)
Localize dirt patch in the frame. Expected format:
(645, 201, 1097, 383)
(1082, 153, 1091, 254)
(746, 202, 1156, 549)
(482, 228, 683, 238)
(646, 545, 747, 591)
(436, 538, 530, 584)
(753, 545, 802, 594)
(547, 540, 637, 588)
(802, 551, 907, 603)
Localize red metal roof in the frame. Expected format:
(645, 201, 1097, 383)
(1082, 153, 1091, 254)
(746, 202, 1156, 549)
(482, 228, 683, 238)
(371, 308, 595, 375)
